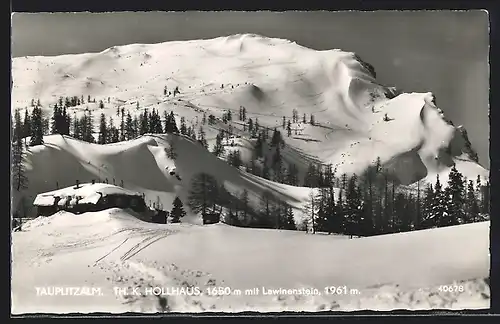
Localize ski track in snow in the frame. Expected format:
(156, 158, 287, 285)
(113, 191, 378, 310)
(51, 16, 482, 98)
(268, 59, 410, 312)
(11, 211, 490, 314)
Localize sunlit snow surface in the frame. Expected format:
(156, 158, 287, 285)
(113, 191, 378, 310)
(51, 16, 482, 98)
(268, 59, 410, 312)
(12, 209, 489, 313)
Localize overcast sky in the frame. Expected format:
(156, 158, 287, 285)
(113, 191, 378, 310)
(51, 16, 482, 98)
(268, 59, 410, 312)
(11, 11, 490, 167)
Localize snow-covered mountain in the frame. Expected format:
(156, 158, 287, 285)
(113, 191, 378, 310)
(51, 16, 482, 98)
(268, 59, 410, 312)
(11, 34, 488, 191)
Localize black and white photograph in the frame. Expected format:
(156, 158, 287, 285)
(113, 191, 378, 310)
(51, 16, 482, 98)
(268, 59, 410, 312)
(10, 10, 491, 314)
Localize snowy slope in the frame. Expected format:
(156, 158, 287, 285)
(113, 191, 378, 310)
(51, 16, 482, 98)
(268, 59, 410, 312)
(11, 209, 490, 313)
(11, 34, 488, 187)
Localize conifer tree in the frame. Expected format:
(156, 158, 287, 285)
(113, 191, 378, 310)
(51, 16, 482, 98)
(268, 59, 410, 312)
(84, 111, 95, 143)
(432, 175, 449, 227)
(165, 111, 179, 133)
(212, 130, 225, 157)
(139, 109, 149, 135)
(23, 109, 31, 142)
(62, 106, 71, 135)
(304, 189, 318, 233)
(228, 150, 242, 168)
(180, 116, 187, 135)
(283, 204, 296, 230)
(187, 173, 219, 219)
(239, 189, 250, 225)
(262, 156, 270, 180)
(98, 113, 108, 144)
(421, 183, 435, 229)
(197, 126, 208, 149)
(12, 109, 28, 191)
(345, 174, 362, 237)
(446, 165, 465, 225)
(466, 179, 479, 223)
(42, 117, 50, 135)
(248, 118, 254, 135)
(315, 188, 329, 233)
(258, 190, 275, 228)
(336, 188, 345, 233)
(125, 112, 134, 140)
(286, 163, 299, 186)
(326, 186, 339, 234)
(483, 181, 490, 215)
(119, 108, 126, 141)
(170, 196, 186, 223)
(51, 104, 64, 134)
(29, 106, 44, 146)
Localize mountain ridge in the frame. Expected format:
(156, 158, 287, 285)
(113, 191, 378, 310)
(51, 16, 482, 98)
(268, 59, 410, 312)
(11, 34, 488, 192)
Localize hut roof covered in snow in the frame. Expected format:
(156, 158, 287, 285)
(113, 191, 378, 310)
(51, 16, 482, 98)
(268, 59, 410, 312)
(33, 183, 143, 207)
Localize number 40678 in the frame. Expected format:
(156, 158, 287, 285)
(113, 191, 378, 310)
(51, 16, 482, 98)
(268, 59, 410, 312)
(438, 285, 464, 293)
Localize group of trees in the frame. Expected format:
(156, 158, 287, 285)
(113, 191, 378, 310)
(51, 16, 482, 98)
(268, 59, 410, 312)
(187, 172, 296, 230)
(14, 102, 186, 146)
(302, 160, 490, 237)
